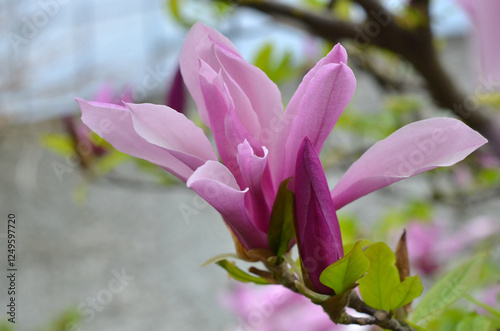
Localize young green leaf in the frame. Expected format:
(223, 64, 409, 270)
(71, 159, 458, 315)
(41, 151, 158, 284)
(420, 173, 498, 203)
(319, 241, 370, 294)
(267, 179, 295, 257)
(254, 43, 273, 75)
(41, 133, 75, 157)
(216, 260, 269, 285)
(94, 150, 129, 175)
(456, 313, 491, 331)
(342, 239, 371, 255)
(411, 254, 487, 327)
(358, 242, 400, 311)
(389, 275, 424, 310)
(201, 253, 241, 267)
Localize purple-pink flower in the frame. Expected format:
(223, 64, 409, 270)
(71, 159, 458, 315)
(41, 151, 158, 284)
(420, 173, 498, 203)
(75, 22, 487, 259)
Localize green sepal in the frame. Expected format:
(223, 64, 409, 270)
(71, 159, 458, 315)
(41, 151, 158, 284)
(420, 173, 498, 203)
(267, 178, 295, 257)
(216, 260, 269, 285)
(320, 240, 370, 294)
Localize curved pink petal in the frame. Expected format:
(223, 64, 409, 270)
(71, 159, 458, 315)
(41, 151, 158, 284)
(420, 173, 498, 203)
(187, 161, 268, 249)
(77, 98, 211, 181)
(237, 140, 271, 232)
(125, 102, 217, 170)
(331, 118, 488, 209)
(284, 44, 348, 122)
(274, 61, 356, 186)
(473, 0, 500, 84)
(180, 22, 283, 145)
(212, 46, 283, 144)
(180, 22, 241, 126)
(199, 62, 264, 186)
(295, 138, 343, 295)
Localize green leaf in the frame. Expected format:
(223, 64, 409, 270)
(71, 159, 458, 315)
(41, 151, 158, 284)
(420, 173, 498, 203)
(456, 313, 491, 331)
(465, 294, 500, 320)
(216, 260, 269, 285)
(254, 43, 273, 74)
(411, 254, 487, 327)
(167, 0, 184, 25)
(405, 320, 429, 331)
(94, 150, 129, 175)
(389, 275, 424, 310)
(201, 253, 241, 267)
(358, 242, 400, 311)
(333, 0, 351, 19)
(342, 239, 371, 255)
(267, 179, 295, 257)
(40, 133, 75, 158)
(73, 182, 88, 204)
(320, 241, 370, 294)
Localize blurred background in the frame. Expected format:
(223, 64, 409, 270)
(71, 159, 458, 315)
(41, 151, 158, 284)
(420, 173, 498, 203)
(1, 0, 499, 330)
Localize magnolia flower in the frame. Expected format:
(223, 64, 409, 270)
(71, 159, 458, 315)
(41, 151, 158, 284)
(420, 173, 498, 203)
(76, 23, 486, 260)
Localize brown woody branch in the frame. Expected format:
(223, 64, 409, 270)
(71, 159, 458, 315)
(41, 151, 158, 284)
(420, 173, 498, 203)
(227, 0, 500, 154)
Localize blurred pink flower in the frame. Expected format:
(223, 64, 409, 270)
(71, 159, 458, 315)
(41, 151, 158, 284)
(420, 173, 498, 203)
(407, 216, 499, 275)
(220, 283, 342, 331)
(456, 0, 500, 86)
(165, 66, 186, 114)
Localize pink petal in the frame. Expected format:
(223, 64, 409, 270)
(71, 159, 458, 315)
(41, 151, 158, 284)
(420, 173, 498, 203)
(125, 102, 217, 170)
(270, 44, 355, 187)
(180, 22, 241, 127)
(76, 98, 213, 182)
(473, 0, 500, 84)
(455, 0, 475, 18)
(180, 22, 283, 145)
(331, 118, 488, 209)
(199, 61, 264, 186)
(237, 140, 271, 232)
(187, 161, 268, 249)
(295, 138, 343, 294)
(212, 46, 283, 145)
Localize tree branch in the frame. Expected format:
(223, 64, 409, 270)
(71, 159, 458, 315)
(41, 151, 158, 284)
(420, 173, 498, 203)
(347, 292, 416, 331)
(225, 0, 500, 155)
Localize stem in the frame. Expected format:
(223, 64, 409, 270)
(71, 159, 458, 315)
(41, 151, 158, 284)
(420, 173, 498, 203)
(262, 258, 416, 330)
(347, 292, 416, 331)
(283, 252, 303, 283)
